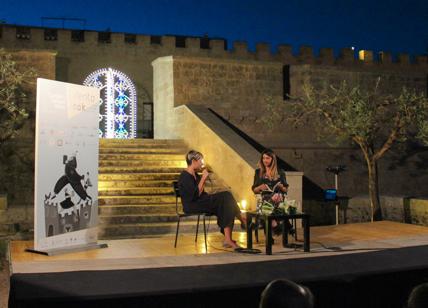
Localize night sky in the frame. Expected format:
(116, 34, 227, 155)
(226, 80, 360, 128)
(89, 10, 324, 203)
(1, 0, 427, 57)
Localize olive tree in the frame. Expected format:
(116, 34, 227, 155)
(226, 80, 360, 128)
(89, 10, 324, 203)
(0, 48, 36, 145)
(267, 79, 428, 221)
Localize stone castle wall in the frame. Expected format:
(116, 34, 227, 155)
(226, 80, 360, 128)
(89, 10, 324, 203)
(169, 56, 428, 199)
(1, 24, 427, 139)
(1, 23, 428, 216)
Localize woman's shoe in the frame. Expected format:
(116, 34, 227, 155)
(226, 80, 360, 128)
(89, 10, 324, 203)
(223, 241, 240, 249)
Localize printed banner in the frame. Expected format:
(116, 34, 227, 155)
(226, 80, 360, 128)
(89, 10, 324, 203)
(34, 78, 100, 251)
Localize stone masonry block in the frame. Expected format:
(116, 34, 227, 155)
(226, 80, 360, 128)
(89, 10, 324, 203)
(398, 53, 410, 65)
(277, 44, 296, 63)
(111, 33, 123, 45)
(209, 40, 226, 53)
(256, 43, 271, 60)
(57, 30, 71, 45)
(0, 195, 7, 210)
(339, 48, 355, 64)
(1, 26, 15, 41)
(136, 35, 151, 47)
(233, 41, 249, 56)
(415, 55, 427, 66)
(31, 28, 43, 42)
(298, 46, 314, 63)
(185, 37, 200, 51)
(319, 48, 334, 64)
(379, 51, 392, 64)
(85, 31, 97, 45)
(161, 36, 175, 49)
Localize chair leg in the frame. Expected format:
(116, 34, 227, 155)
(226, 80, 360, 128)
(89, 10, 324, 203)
(293, 218, 298, 240)
(203, 216, 208, 253)
(195, 215, 200, 243)
(174, 216, 181, 248)
(255, 221, 259, 243)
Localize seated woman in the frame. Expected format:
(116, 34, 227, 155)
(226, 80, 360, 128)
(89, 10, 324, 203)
(178, 150, 246, 249)
(252, 149, 293, 235)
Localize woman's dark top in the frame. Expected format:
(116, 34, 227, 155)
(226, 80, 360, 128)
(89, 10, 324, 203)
(177, 170, 240, 229)
(252, 168, 288, 193)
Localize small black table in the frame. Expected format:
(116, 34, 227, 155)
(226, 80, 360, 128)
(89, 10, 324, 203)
(246, 211, 311, 255)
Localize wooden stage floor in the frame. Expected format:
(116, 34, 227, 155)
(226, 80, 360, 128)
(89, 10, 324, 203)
(9, 221, 428, 274)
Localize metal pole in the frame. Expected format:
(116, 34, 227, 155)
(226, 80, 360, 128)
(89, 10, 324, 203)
(335, 173, 339, 225)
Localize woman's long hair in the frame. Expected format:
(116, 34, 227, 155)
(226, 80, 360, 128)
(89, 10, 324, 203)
(258, 149, 279, 180)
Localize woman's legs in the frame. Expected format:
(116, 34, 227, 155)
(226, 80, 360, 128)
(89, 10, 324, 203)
(223, 226, 239, 248)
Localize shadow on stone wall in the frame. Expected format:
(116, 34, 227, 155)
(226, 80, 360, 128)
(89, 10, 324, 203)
(208, 108, 324, 200)
(385, 141, 428, 173)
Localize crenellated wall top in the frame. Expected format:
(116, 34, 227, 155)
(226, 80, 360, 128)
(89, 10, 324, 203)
(0, 24, 427, 68)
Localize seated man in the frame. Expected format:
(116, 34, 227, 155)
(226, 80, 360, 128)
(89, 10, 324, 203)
(178, 150, 246, 249)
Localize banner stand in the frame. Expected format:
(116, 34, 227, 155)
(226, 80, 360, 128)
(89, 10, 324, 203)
(33, 79, 103, 255)
(25, 242, 108, 256)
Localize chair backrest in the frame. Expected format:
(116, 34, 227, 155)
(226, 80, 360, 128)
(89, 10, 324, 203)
(172, 181, 180, 213)
(172, 181, 180, 197)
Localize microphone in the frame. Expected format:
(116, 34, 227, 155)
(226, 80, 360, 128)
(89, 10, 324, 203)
(201, 165, 213, 183)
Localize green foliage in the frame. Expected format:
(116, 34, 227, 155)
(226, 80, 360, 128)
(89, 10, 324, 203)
(266, 77, 428, 221)
(0, 49, 37, 144)
(288, 78, 428, 158)
(263, 95, 284, 130)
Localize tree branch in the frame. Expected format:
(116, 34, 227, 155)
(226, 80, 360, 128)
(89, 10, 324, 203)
(373, 113, 403, 161)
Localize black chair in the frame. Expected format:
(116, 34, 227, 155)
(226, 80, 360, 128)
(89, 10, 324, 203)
(173, 181, 213, 252)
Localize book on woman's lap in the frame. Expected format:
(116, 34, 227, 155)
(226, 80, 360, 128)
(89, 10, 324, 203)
(261, 182, 281, 194)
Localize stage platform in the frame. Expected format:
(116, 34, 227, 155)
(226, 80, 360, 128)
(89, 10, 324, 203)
(8, 221, 428, 308)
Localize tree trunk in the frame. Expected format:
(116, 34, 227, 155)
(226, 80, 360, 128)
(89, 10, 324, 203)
(367, 160, 382, 221)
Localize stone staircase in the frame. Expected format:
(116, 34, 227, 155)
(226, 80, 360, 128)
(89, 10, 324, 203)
(97, 139, 225, 239)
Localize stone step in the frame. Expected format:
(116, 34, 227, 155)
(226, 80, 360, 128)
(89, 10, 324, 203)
(98, 166, 183, 173)
(99, 139, 186, 147)
(98, 160, 187, 168)
(99, 154, 185, 161)
(98, 221, 221, 239)
(99, 180, 176, 188)
(98, 184, 224, 194)
(95, 138, 230, 238)
(98, 179, 222, 189)
(99, 195, 176, 205)
(99, 187, 173, 196)
(99, 173, 180, 181)
(99, 204, 177, 215)
(99, 147, 187, 154)
(99, 213, 192, 224)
